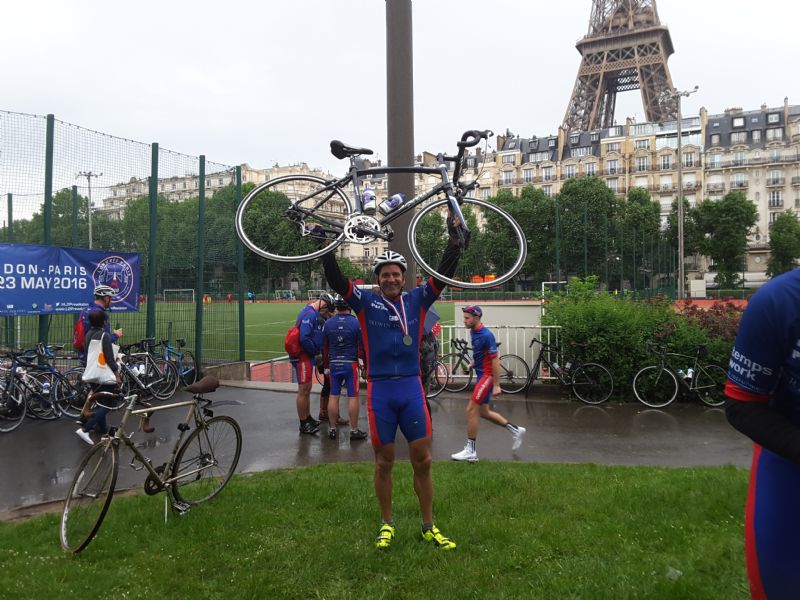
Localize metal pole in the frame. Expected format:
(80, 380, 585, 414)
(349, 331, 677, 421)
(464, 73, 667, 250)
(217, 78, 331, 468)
(386, 0, 416, 290)
(583, 202, 588, 277)
(5, 193, 13, 348)
(194, 156, 206, 369)
(39, 114, 54, 346)
(555, 197, 561, 291)
(146, 143, 159, 339)
(71, 185, 79, 246)
(236, 167, 245, 362)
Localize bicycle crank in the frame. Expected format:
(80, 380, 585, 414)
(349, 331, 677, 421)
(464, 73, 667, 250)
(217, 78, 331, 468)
(144, 464, 166, 495)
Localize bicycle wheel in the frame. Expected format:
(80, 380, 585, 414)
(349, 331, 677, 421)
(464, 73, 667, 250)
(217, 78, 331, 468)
(632, 366, 678, 408)
(171, 416, 242, 506)
(60, 440, 118, 553)
(571, 363, 614, 405)
(179, 351, 198, 387)
(442, 353, 473, 392)
(235, 175, 354, 263)
(426, 361, 449, 399)
(497, 354, 530, 394)
(150, 358, 179, 401)
(26, 372, 60, 420)
(408, 196, 527, 289)
(694, 364, 727, 407)
(56, 370, 86, 418)
(0, 386, 27, 433)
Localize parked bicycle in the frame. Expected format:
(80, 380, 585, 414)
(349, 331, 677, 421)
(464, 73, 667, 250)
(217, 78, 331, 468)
(234, 130, 527, 289)
(159, 337, 198, 387)
(632, 341, 727, 408)
(425, 359, 450, 399)
(440, 338, 529, 394)
(60, 375, 242, 553)
(119, 339, 179, 401)
(0, 349, 63, 431)
(506, 338, 614, 405)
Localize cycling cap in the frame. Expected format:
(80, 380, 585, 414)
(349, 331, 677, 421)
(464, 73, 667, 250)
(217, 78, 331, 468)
(461, 305, 482, 317)
(333, 294, 349, 311)
(94, 285, 117, 298)
(372, 250, 407, 274)
(319, 292, 334, 310)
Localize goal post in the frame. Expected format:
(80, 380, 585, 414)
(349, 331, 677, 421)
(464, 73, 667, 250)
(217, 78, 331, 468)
(306, 289, 327, 301)
(163, 288, 196, 303)
(274, 290, 296, 300)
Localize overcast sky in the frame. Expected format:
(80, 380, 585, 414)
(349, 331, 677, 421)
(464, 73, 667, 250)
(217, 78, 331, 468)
(4, 0, 799, 175)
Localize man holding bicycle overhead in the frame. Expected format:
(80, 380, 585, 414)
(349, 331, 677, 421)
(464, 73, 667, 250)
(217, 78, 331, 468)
(725, 269, 800, 599)
(320, 217, 462, 551)
(292, 293, 334, 434)
(451, 306, 525, 463)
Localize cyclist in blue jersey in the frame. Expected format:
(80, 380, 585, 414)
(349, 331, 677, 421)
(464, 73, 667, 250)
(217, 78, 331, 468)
(76, 285, 123, 360)
(451, 306, 525, 462)
(320, 219, 463, 551)
(725, 268, 800, 600)
(322, 295, 367, 441)
(292, 293, 333, 434)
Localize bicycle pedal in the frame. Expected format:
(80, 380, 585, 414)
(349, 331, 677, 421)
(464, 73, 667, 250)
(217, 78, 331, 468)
(171, 501, 191, 515)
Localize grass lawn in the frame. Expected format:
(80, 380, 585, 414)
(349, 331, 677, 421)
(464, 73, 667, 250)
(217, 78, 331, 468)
(0, 462, 748, 599)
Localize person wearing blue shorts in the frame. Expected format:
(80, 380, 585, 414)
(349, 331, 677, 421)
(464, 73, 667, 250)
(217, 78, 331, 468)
(321, 219, 463, 551)
(323, 295, 367, 441)
(725, 268, 800, 599)
(451, 306, 525, 462)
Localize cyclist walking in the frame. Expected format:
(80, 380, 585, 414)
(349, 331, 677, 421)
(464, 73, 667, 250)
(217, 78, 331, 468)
(451, 306, 525, 462)
(322, 295, 366, 441)
(320, 218, 463, 551)
(292, 293, 333, 434)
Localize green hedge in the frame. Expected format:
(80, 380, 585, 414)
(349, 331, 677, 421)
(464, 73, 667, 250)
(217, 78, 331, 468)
(542, 277, 741, 400)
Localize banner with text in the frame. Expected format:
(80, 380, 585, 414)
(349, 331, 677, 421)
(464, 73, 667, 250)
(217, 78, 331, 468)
(0, 243, 140, 316)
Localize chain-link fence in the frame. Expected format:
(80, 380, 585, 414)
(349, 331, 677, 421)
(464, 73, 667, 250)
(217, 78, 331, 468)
(0, 110, 245, 365)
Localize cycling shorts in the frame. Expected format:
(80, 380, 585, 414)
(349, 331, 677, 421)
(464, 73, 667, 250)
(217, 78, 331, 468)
(471, 373, 494, 405)
(291, 354, 314, 385)
(366, 376, 430, 448)
(330, 362, 359, 397)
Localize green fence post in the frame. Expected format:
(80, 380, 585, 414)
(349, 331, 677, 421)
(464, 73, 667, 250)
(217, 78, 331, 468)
(236, 167, 245, 362)
(194, 156, 206, 369)
(71, 185, 79, 247)
(39, 114, 55, 346)
(147, 143, 159, 339)
(554, 197, 561, 291)
(5, 193, 13, 347)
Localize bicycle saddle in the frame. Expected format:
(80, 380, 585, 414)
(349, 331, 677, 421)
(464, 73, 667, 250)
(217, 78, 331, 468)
(330, 140, 373, 159)
(185, 375, 219, 395)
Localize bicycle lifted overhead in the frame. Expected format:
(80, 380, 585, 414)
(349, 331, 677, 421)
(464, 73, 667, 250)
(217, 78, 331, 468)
(632, 341, 727, 409)
(234, 130, 527, 289)
(60, 375, 242, 554)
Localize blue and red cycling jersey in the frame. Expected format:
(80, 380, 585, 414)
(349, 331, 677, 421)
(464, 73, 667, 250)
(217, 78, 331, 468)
(342, 279, 442, 381)
(295, 304, 324, 359)
(470, 324, 498, 378)
(322, 313, 362, 366)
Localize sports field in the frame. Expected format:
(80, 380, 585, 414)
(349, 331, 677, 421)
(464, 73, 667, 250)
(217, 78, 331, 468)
(240, 300, 456, 361)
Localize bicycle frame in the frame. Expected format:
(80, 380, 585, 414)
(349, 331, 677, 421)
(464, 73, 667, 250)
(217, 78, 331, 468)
(646, 343, 706, 391)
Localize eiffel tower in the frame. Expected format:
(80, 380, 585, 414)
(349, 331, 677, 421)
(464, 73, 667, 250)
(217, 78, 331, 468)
(563, 0, 677, 131)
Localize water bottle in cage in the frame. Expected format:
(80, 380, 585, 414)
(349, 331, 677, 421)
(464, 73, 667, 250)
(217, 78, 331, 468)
(552, 362, 562, 374)
(42, 381, 51, 395)
(362, 185, 376, 214)
(685, 368, 694, 380)
(378, 193, 407, 215)
(676, 369, 686, 379)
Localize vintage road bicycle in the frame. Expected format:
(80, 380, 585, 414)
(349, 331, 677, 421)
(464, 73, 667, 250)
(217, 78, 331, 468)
(234, 130, 527, 290)
(60, 374, 242, 554)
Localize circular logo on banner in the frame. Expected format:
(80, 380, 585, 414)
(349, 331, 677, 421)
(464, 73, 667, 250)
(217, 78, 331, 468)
(94, 256, 135, 303)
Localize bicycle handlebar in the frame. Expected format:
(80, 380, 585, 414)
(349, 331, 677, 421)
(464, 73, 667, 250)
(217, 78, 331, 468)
(457, 130, 493, 149)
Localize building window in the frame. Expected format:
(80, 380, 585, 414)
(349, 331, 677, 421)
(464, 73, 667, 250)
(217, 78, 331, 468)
(112, 189, 117, 197)
(548, 139, 556, 148)
(607, 178, 618, 193)
(733, 173, 747, 188)
(637, 157, 649, 172)
(752, 130, 761, 143)
(683, 153, 695, 168)
(768, 113, 780, 124)
(543, 166, 554, 181)
(733, 151, 746, 166)
(766, 128, 783, 141)
(708, 154, 721, 168)
(570, 135, 579, 145)
(770, 212, 781, 224)
(731, 131, 747, 144)
(769, 191, 783, 207)
(771, 149, 782, 162)
(565, 164, 577, 178)
(218, 178, 224, 185)
(523, 169, 534, 183)
(660, 155, 671, 170)
(542, 186, 552, 197)
(363, 248, 370, 258)
(585, 163, 597, 176)
(571, 147, 593, 158)
(590, 132, 599, 142)
(466, 158, 476, 168)
(502, 154, 515, 164)
(732, 117, 745, 128)
(710, 134, 720, 145)
(605, 142, 621, 153)
(502, 171, 514, 185)
(607, 159, 619, 174)
(635, 139, 650, 150)
(531, 151, 549, 162)
(206, 179, 211, 187)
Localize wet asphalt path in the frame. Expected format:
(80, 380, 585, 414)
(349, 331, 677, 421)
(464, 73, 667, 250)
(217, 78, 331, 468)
(0, 383, 751, 517)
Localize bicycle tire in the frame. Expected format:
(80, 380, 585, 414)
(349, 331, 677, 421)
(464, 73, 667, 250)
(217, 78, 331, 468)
(171, 416, 242, 506)
(150, 358, 179, 401)
(632, 366, 678, 408)
(56, 370, 85, 418)
(27, 372, 60, 420)
(0, 386, 27, 433)
(60, 440, 118, 553)
(442, 353, 473, 392)
(497, 354, 530, 394)
(315, 367, 325, 386)
(179, 351, 198, 387)
(408, 196, 527, 289)
(426, 360, 449, 399)
(571, 363, 614, 405)
(694, 364, 727, 407)
(235, 175, 353, 263)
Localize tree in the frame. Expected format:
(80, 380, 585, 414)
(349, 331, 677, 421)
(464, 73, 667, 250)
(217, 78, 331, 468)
(693, 191, 758, 288)
(767, 211, 800, 277)
(618, 187, 661, 289)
